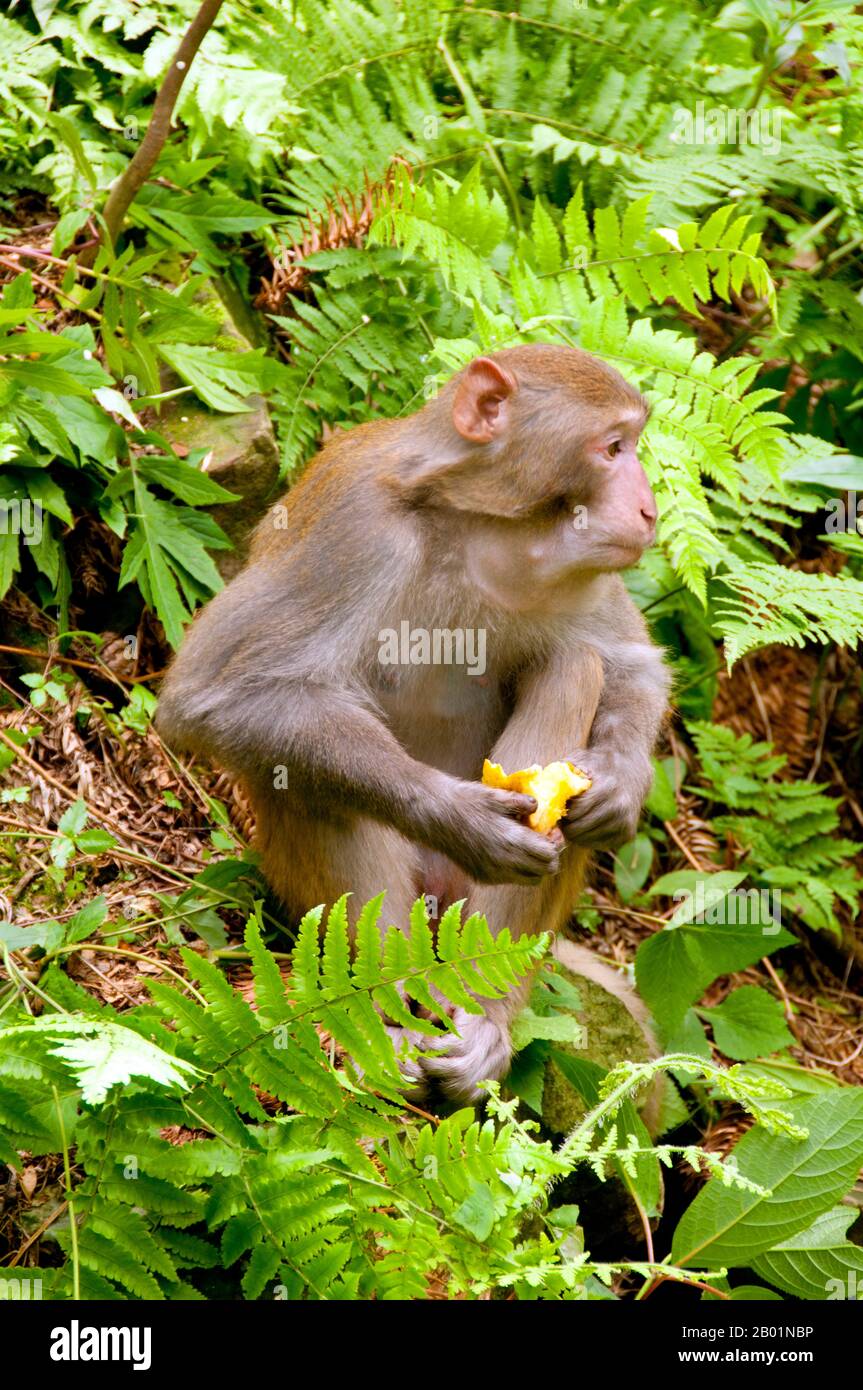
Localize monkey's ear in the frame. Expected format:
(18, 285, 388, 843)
(452, 357, 517, 443)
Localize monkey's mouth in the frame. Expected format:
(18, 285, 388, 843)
(633, 522, 657, 552)
(604, 539, 651, 570)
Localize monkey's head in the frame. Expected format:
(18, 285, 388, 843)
(400, 344, 657, 578)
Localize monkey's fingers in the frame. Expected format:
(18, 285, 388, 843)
(488, 788, 538, 820)
(419, 1010, 512, 1106)
(517, 827, 562, 866)
(494, 824, 562, 883)
(561, 792, 637, 850)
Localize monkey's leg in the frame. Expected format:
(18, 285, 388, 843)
(252, 795, 421, 926)
(252, 794, 430, 1085)
(421, 649, 605, 1104)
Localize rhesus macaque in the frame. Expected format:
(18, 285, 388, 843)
(157, 344, 669, 1102)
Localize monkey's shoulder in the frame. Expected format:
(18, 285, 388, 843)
(250, 424, 415, 563)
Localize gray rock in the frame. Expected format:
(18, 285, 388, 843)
(147, 278, 280, 579)
(540, 937, 664, 1137)
(167, 397, 279, 579)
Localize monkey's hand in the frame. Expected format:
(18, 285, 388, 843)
(383, 1025, 428, 1096)
(559, 747, 642, 849)
(435, 783, 561, 885)
(419, 1008, 512, 1105)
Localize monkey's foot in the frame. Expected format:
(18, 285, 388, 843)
(384, 1025, 429, 1096)
(419, 1009, 512, 1106)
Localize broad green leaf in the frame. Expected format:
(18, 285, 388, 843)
(644, 760, 677, 821)
(64, 895, 108, 945)
(703, 1282, 783, 1300)
(667, 872, 748, 927)
(613, 834, 653, 902)
(784, 453, 863, 490)
(752, 1207, 863, 1300)
(729, 1284, 784, 1300)
(672, 1091, 863, 1269)
(506, 1039, 548, 1116)
(647, 869, 712, 898)
(136, 454, 239, 505)
(701, 986, 794, 1060)
(119, 483, 226, 646)
(58, 798, 88, 836)
(664, 1008, 712, 1083)
(636, 887, 794, 1035)
(76, 828, 117, 854)
(19, 469, 73, 524)
(0, 920, 65, 953)
(0, 529, 20, 599)
(511, 1007, 584, 1049)
(93, 385, 140, 427)
(157, 343, 282, 413)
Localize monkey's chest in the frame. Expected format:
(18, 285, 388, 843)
(376, 661, 508, 777)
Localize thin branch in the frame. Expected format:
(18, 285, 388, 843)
(90, 0, 225, 259)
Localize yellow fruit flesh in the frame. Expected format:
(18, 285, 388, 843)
(482, 758, 592, 834)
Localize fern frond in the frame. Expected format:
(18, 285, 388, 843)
(269, 250, 431, 474)
(508, 186, 775, 319)
(714, 563, 863, 665)
(370, 164, 509, 308)
(688, 722, 862, 934)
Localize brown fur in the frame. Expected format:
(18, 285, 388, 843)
(157, 345, 669, 1103)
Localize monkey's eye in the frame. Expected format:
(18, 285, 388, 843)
(605, 439, 623, 458)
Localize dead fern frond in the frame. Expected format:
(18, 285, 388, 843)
(256, 162, 409, 312)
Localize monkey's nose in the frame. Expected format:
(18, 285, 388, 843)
(638, 483, 658, 527)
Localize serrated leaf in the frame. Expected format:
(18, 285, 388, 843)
(701, 987, 794, 1061)
(672, 1091, 863, 1269)
(752, 1207, 863, 1300)
(636, 880, 794, 1034)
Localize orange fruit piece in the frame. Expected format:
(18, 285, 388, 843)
(482, 758, 592, 835)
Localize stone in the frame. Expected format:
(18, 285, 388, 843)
(165, 396, 279, 580)
(518, 937, 667, 1250)
(540, 937, 664, 1138)
(144, 277, 280, 579)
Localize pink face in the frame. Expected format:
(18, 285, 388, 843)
(578, 411, 657, 569)
(448, 355, 658, 589)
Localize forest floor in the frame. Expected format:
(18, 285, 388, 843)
(1, 197, 862, 1274)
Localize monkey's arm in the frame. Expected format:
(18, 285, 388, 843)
(156, 578, 558, 887)
(561, 581, 669, 848)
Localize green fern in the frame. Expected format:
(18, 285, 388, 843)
(374, 175, 775, 321)
(370, 164, 510, 309)
(521, 188, 774, 318)
(689, 722, 862, 935)
(370, 171, 791, 607)
(0, 898, 551, 1299)
(0, 894, 790, 1302)
(269, 247, 436, 474)
(708, 461, 826, 568)
(715, 562, 863, 666)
